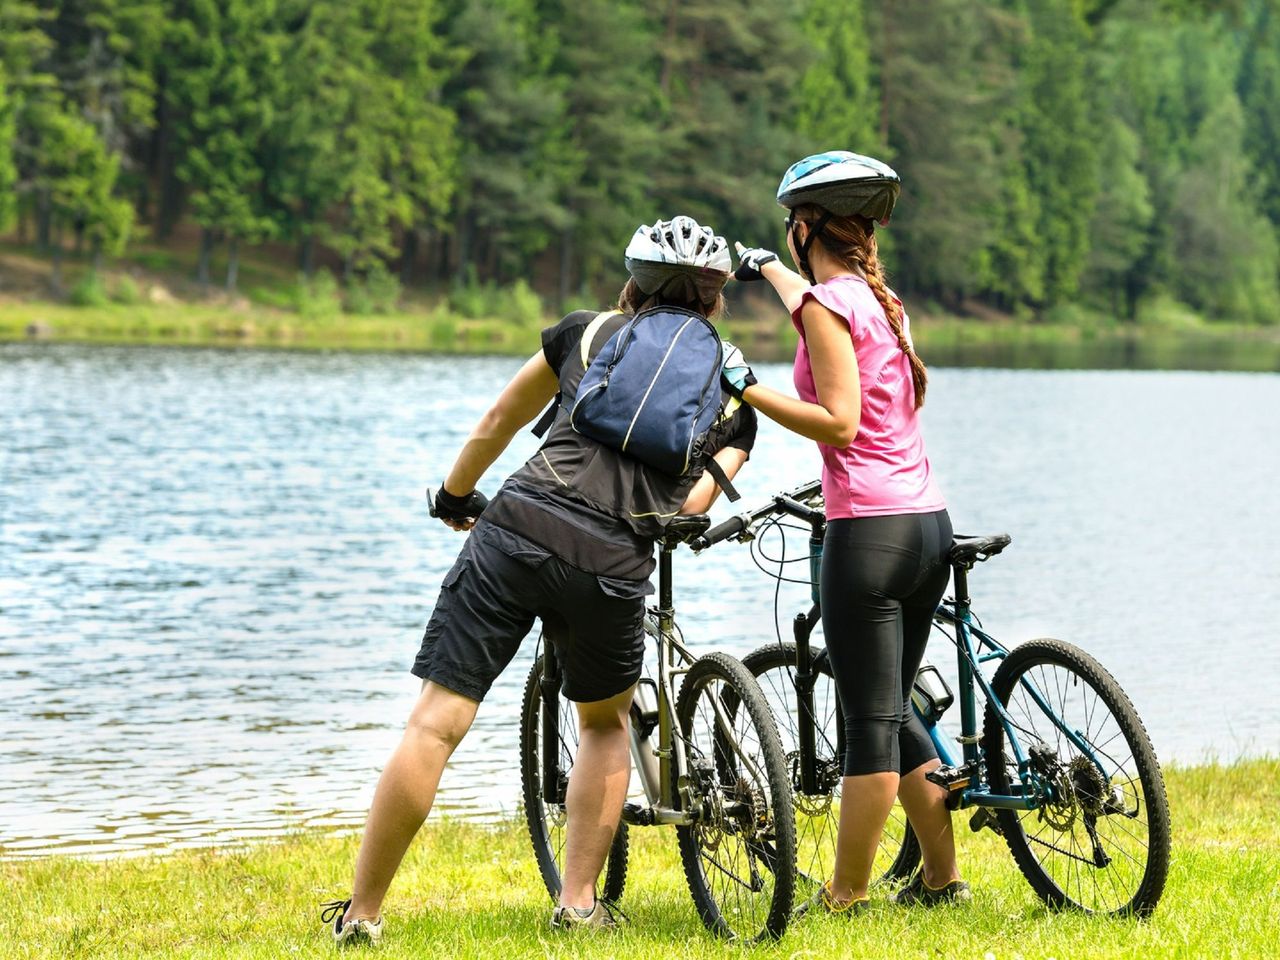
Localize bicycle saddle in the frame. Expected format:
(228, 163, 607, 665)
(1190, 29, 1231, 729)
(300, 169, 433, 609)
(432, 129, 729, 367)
(664, 514, 711, 544)
(949, 533, 1012, 567)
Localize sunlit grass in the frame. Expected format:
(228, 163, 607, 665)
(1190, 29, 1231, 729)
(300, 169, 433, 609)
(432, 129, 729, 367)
(4, 759, 1276, 959)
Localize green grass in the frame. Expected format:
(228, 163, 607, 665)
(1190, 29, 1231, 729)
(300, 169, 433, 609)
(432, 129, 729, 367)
(0, 301, 543, 356)
(4, 760, 1276, 959)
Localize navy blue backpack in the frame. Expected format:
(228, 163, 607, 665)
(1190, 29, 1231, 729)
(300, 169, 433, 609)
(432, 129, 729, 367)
(570, 306, 723, 477)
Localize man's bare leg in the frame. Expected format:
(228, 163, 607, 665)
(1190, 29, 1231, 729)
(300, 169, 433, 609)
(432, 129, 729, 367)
(558, 685, 635, 909)
(346, 682, 479, 921)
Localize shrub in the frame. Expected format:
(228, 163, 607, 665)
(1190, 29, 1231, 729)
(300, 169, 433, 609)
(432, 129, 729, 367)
(111, 275, 143, 306)
(345, 263, 402, 315)
(448, 277, 544, 326)
(294, 269, 342, 319)
(69, 272, 109, 307)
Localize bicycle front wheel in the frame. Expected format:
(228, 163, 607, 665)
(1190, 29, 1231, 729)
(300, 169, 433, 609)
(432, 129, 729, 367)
(675, 652, 795, 942)
(982, 638, 1171, 916)
(518, 653, 628, 903)
(742, 642, 921, 892)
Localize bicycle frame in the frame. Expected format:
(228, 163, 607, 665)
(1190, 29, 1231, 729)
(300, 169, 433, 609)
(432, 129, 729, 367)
(538, 530, 757, 829)
(754, 486, 1111, 816)
(931, 564, 1113, 811)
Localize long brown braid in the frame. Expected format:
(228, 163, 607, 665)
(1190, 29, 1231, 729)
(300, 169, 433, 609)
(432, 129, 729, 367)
(792, 204, 928, 409)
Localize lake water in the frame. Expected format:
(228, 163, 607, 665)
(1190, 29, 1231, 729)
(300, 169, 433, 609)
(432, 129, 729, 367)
(2, 344, 1277, 859)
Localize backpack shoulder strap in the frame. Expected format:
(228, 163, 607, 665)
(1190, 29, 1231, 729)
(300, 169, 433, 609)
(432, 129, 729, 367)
(531, 309, 620, 439)
(579, 309, 621, 369)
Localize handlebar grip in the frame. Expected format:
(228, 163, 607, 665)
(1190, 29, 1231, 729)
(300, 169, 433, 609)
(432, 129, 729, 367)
(691, 514, 748, 552)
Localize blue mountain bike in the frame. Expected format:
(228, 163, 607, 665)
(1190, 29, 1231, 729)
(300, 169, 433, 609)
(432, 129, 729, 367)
(692, 479, 1171, 917)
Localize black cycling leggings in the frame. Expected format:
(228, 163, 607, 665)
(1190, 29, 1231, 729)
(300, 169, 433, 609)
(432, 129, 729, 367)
(820, 510, 953, 777)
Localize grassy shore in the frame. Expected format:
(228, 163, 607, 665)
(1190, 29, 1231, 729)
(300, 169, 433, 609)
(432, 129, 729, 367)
(3, 242, 1279, 368)
(4, 759, 1276, 959)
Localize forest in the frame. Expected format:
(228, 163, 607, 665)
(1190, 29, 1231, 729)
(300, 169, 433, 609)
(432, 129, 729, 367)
(1, 0, 1277, 325)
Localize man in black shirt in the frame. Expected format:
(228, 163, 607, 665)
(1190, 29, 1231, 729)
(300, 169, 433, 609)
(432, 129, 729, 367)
(326, 217, 757, 942)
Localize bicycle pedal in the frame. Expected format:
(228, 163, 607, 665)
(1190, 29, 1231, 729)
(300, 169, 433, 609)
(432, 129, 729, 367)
(926, 765, 972, 792)
(621, 803, 655, 826)
(969, 806, 1003, 836)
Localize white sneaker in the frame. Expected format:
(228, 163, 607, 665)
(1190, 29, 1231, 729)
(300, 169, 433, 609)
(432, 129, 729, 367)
(321, 899, 384, 946)
(549, 899, 624, 931)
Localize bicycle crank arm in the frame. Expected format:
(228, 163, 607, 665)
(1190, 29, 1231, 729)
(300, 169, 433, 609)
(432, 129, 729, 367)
(621, 802, 695, 827)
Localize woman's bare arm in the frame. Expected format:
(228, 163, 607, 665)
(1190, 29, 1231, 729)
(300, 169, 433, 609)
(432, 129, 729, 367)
(742, 299, 860, 447)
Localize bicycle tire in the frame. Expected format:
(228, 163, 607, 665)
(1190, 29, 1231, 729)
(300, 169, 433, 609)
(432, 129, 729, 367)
(742, 642, 921, 889)
(675, 652, 796, 942)
(518, 653, 629, 904)
(981, 638, 1171, 916)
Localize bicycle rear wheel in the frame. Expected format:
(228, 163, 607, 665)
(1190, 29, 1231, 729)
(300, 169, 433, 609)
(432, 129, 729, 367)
(982, 638, 1171, 916)
(518, 652, 628, 903)
(675, 652, 796, 942)
(742, 642, 921, 892)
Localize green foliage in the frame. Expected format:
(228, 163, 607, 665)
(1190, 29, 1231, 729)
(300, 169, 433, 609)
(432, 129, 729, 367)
(110, 273, 142, 304)
(68, 269, 108, 306)
(294, 269, 342, 319)
(794, 0, 879, 153)
(448, 277, 543, 325)
(345, 262, 402, 315)
(0, 68, 15, 231)
(1, 0, 1278, 325)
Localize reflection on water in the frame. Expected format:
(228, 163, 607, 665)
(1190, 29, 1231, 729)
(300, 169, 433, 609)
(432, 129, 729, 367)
(2, 345, 1277, 858)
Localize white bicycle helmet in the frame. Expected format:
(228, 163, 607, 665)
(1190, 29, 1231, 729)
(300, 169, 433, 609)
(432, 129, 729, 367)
(777, 151, 901, 224)
(624, 215, 732, 299)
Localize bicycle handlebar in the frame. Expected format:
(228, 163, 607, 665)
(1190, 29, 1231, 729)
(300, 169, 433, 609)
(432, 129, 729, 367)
(690, 478, 824, 552)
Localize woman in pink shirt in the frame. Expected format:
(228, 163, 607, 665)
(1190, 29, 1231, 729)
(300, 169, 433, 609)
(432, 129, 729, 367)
(723, 152, 967, 913)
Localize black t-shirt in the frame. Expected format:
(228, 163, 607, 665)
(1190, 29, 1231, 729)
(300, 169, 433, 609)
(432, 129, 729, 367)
(483, 309, 755, 580)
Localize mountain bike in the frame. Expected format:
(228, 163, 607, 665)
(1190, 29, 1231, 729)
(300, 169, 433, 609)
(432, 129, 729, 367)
(691, 479, 1171, 917)
(518, 513, 797, 942)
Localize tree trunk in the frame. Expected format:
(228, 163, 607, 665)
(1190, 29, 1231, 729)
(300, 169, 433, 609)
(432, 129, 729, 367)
(36, 190, 52, 251)
(50, 243, 64, 296)
(92, 240, 103, 273)
(558, 228, 572, 312)
(342, 251, 354, 284)
(197, 228, 214, 287)
(299, 235, 315, 277)
(400, 227, 419, 286)
(226, 237, 240, 292)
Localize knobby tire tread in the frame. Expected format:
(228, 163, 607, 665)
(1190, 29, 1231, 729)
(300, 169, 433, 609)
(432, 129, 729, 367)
(981, 638, 1170, 917)
(741, 642, 921, 885)
(674, 652, 796, 942)
(518, 654, 629, 904)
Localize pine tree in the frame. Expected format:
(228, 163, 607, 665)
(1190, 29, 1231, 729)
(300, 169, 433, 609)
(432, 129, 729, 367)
(163, 0, 285, 290)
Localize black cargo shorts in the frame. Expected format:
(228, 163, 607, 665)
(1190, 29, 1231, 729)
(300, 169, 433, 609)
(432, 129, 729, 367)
(412, 520, 649, 703)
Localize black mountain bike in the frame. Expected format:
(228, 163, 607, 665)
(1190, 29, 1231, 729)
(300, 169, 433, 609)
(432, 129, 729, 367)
(692, 480, 1171, 917)
(518, 514, 797, 942)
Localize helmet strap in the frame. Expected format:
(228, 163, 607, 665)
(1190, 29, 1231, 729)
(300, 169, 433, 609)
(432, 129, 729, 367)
(794, 210, 832, 284)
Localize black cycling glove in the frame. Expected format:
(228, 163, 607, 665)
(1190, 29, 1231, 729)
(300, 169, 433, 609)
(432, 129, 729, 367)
(429, 486, 489, 523)
(733, 243, 779, 282)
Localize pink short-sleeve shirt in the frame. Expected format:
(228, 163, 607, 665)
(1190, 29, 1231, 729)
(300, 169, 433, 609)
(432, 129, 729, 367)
(791, 275, 945, 520)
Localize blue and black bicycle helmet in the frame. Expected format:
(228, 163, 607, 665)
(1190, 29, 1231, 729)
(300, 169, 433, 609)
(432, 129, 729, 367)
(778, 151, 901, 282)
(777, 151, 900, 223)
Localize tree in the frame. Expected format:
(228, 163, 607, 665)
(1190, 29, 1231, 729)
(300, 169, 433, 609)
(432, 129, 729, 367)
(1237, 0, 1280, 229)
(1169, 93, 1280, 323)
(794, 0, 879, 154)
(647, 0, 803, 249)
(439, 0, 568, 284)
(163, 0, 285, 290)
(1016, 0, 1099, 304)
(872, 0, 1018, 305)
(539, 0, 660, 305)
(1085, 116, 1154, 318)
(0, 68, 16, 233)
